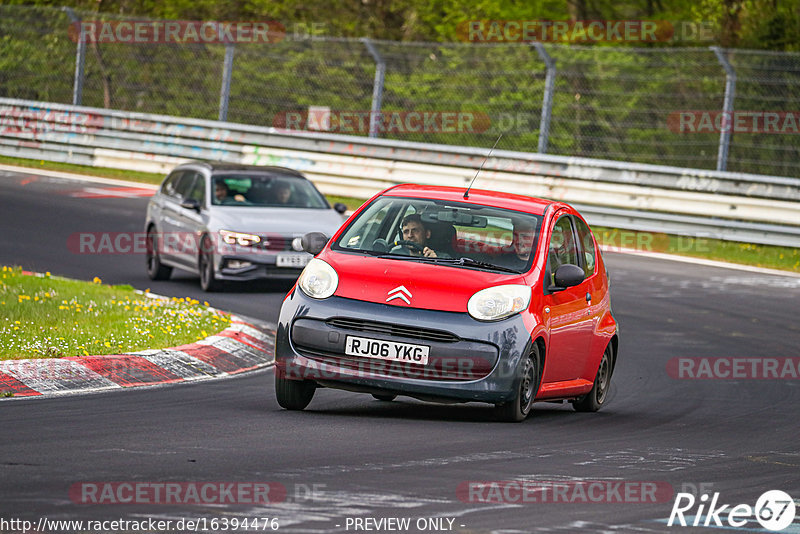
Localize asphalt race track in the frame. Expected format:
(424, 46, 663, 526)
(1, 170, 799, 534)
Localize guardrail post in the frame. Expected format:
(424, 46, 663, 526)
(362, 38, 386, 138)
(63, 8, 86, 106)
(711, 46, 736, 172)
(533, 43, 556, 154)
(219, 43, 235, 122)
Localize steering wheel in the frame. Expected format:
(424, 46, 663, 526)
(371, 238, 390, 253)
(394, 239, 424, 252)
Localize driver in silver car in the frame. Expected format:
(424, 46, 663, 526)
(214, 179, 246, 205)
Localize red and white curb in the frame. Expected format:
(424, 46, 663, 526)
(0, 316, 275, 398)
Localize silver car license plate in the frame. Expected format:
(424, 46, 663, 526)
(276, 253, 310, 268)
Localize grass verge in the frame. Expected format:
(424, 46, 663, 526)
(593, 227, 800, 273)
(0, 154, 165, 184)
(1, 156, 797, 272)
(0, 266, 231, 360)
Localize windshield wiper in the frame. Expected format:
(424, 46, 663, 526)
(348, 251, 520, 273)
(344, 249, 424, 260)
(354, 249, 394, 256)
(423, 257, 521, 273)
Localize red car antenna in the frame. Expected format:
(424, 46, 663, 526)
(464, 133, 502, 199)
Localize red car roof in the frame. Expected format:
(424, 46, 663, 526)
(382, 183, 553, 216)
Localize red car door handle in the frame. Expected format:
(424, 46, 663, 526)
(585, 292, 591, 302)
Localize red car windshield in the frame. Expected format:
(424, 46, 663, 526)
(333, 196, 542, 273)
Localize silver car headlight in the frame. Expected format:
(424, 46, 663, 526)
(219, 230, 261, 247)
(298, 258, 338, 299)
(467, 285, 531, 321)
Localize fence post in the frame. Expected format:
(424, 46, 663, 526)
(711, 46, 736, 172)
(63, 8, 86, 106)
(533, 43, 556, 154)
(219, 43, 235, 122)
(362, 38, 386, 138)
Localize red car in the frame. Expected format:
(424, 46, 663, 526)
(274, 184, 619, 421)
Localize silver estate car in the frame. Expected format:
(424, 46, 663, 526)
(144, 161, 347, 291)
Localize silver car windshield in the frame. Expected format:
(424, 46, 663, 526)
(211, 174, 329, 209)
(332, 196, 542, 274)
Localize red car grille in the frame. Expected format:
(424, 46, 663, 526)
(325, 318, 460, 343)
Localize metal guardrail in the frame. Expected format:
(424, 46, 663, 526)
(5, 5, 800, 178)
(2, 97, 799, 247)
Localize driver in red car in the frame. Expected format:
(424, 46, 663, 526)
(391, 213, 444, 258)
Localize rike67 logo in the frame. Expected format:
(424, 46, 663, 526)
(668, 490, 796, 531)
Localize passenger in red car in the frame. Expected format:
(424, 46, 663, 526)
(498, 218, 536, 270)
